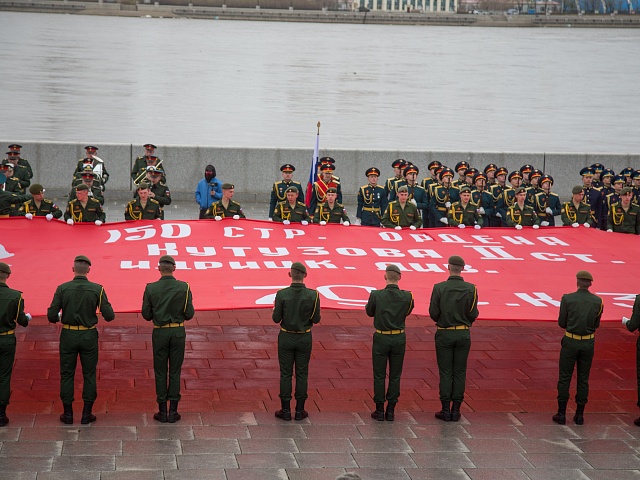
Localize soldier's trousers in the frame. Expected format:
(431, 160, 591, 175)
(372, 332, 406, 404)
(636, 337, 640, 408)
(278, 331, 312, 402)
(0, 335, 16, 406)
(59, 329, 98, 404)
(435, 330, 471, 403)
(152, 327, 186, 403)
(557, 337, 595, 405)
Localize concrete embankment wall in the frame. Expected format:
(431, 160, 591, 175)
(3, 141, 638, 203)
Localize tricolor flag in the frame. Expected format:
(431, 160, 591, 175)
(305, 122, 320, 208)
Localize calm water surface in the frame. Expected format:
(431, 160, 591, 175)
(1, 11, 639, 152)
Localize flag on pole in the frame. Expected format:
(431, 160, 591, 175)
(305, 122, 320, 208)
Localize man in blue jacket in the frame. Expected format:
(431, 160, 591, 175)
(195, 165, 222, 219)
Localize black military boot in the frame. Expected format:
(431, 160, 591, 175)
(167, 400, 181, 423)
(80, 401, 96, 425)
(435, 401, 452, 422)
(0, 404, 8, 427)
(451, 401, 462, 422)
(385, 402, 396, 422)
(60, 403, 73, 425)
(153, 402, 168, 423)
(573, 404, 585, 425)
(275, 400, 292, 421)
(371, 402, 385, 421)
(552, 401, 567, 425)
(634, 416, 640, 427)
(294, 400, 308, 421)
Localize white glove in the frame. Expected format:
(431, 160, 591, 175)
(319, 221, 326, 226)
(515, 224, 523, 230)
(58, 312, 62, 321)
(477, 207, 485, 215)
(474, 224, 481, 230)
(409, 225, 416, 230)
(268, 218, 273, 221)
(583, 223, 590, 228)
(25, 313, 32, 322)
(623, 317, 630, 325)
(541, 221, 549, 227)
(395, 226, 402, 230)
(445, 202, 451, 208)
(533, 224, 539, 230)
(283, 220, 290, 225)
(545, 207, 553, 215)
(95, 220, 103, 226)
(233, 215, 240, 220)
(458, 224, 466, 229)
(46, 214, 53, 221)
(439, 217, 448, 225)
(495, 212, 502, 218)
(410, 199, 417, 206)
(301, 220, 309, 226)
(25, 213, 33, 220)
(66, 219, 74, 225)
(607, 229, 613, 232)
(343, 221, 350, 227)
(572, 223, 579, 228)
(214, 216, 222, 221)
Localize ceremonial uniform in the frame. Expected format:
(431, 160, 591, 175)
(448, 201, 483, 227)
(582, 186, 604, 229)
(365, 267, 414, 419)
(68, 185, 104, 205)
(74, 152, 109, 187)
(0, 191, 30, 217)
(8, 164, 30, 190)
(357, 183, 387, 227)
(19, 198, 62, 219)
(313, 202, 349, 224)
(204, 200, 245, 219)
(381, 200, 422, 228)
(624, 295, 640, 422)
(534, 191, 562, 226)
(125, 198, 162, 220)
(390, 182, 429, 220)
(46, 256, 115, 424)
(384, 176, 402, 199)
(561, 202, 593, 227)
(490, 183, 509, 227)
(131, 157, 166, 184)
(64, 198, 106, 223)
(309, 178, 342, 216)
(429, 185, 460, 225)
(273, 201, 310, 223)
(429, 256, 478, 422)
(607, 203, 640, 234)
(506, 203, 540, 227)
(495, 186, 515, 226)
(141, 256, 194, 422)
(470, 188, 493, 225)
(269, 181, 304, 219)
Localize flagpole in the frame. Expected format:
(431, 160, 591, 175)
(306, 122, 321, 208)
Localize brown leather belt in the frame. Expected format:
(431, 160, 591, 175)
(437, 326, 469, 330)
(62, 325, 95, 331)
(154, 322, 184, 329)
(281, 328, 311, 334)
(375, 329, 405, 334)
(565, 332, 594, 340)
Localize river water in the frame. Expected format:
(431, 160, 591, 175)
(1, 11, 639, 152)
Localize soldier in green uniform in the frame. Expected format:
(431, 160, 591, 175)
(47, 255, 115, 425)
(0, 262, 31, 427)
(125, 182, 163, 221)
(506, 187, 540, 229)
(0, 173, 30, 218)
(74, 146, 109, 189)
(20, 184, 62, 220)
(72, 164, 103, 192)
(453, 161, 470, 188)
(421, 161, 442, 228)
(366, 264, 414, 422)
(381, 185, 422, 229)
(272, 262, 321, 421)
(391, 164, 430, 223)
(470, 173, 493, 226)
(606, 187, 640, 234)
(309, 163, 342, 215)
(131, 144, 166, 184)
(357, 167, 387, 227)
(553, 270, 603, 426)
(68, 171, 104, 205)
(430, 168, 460, 226)
(1, 162, 25, 194)
(313, 187, 350, 225)
(429, 255, 479, 422)
(448, 186, 482, 229)
(7, 144, 33, 179)
(269, 164, 304, 220)
(5, 151, 30, 190)
(204, 183, 246, 220)
(136, 166, 171, 219)
(64, 184, 106, 225)
(384, 159, 407, 200)
(623, 294, 640, 427)
(142, 255, 195, 424)
(534, 175, 561, 226)
(495, 170, 521, 226)
(561, 186, 595, 227)
(273, 187, 311, 224)
(489, 166, 509, 227)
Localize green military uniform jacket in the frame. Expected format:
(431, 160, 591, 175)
(448, 201, 483, 227)
(0, 282, 29, 333)
(365, 284, 414, 331)
(5, 177, 24, 193)
(313, 202, 350, 224)
(506, 203, 540, 227)
(143, 183, 172, 208)
(131, 157, 166, 183)
(534, 191, 561, 226)
(0, 191, 30, 216)
(356, 184, 387, 225)
(607, 203, 640, 234)
(204, 200, 246, 219)
(558, 288, 603, 336)
(273, 201, 310, 223)
(142, 276, 195, 326)
(429, 185, 460, 222)
(9, 165, 30, 190)
(75, 159, 109, 186)
(561, 201, 594, 226)
(125, 198, 162, 220)
(19, 199, 63, 218)
(64, 198, 106, 223)
(47, 275, 115, 327)
(18, 157, 33, 179)
(384, 176, 402, 199)
(429, 276, 479, 328)
(272, 283, 321, 332)
(68, 185, 104, 205)
(72, 174, 103, 191)
(625, 295, 640, 334)
(269, 180, 304, 218)
(381, 201, 422, 228)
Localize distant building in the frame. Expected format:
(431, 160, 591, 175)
(356, 0, 458, 12)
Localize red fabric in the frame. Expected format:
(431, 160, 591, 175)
(2, 218, 638, 320)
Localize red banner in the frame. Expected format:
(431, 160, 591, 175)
(1, 218, 638, 321)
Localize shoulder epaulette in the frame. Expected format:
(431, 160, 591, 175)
(43, 199, 53, 204)
(149, 198, 160, 205)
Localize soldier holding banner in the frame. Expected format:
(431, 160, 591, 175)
(381, 186, 422, 229)
(313, 187, 349, 225)
(125, 182, 162, 221)
(622, 294, 640, 427)
(561, 186, 594, 227)
(269, 164, 304, 220)
(204, 183, 246, 220)
(20, 184, 62, 220)
(506, 187, 540, 229)
(273, 187, 310, 224)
